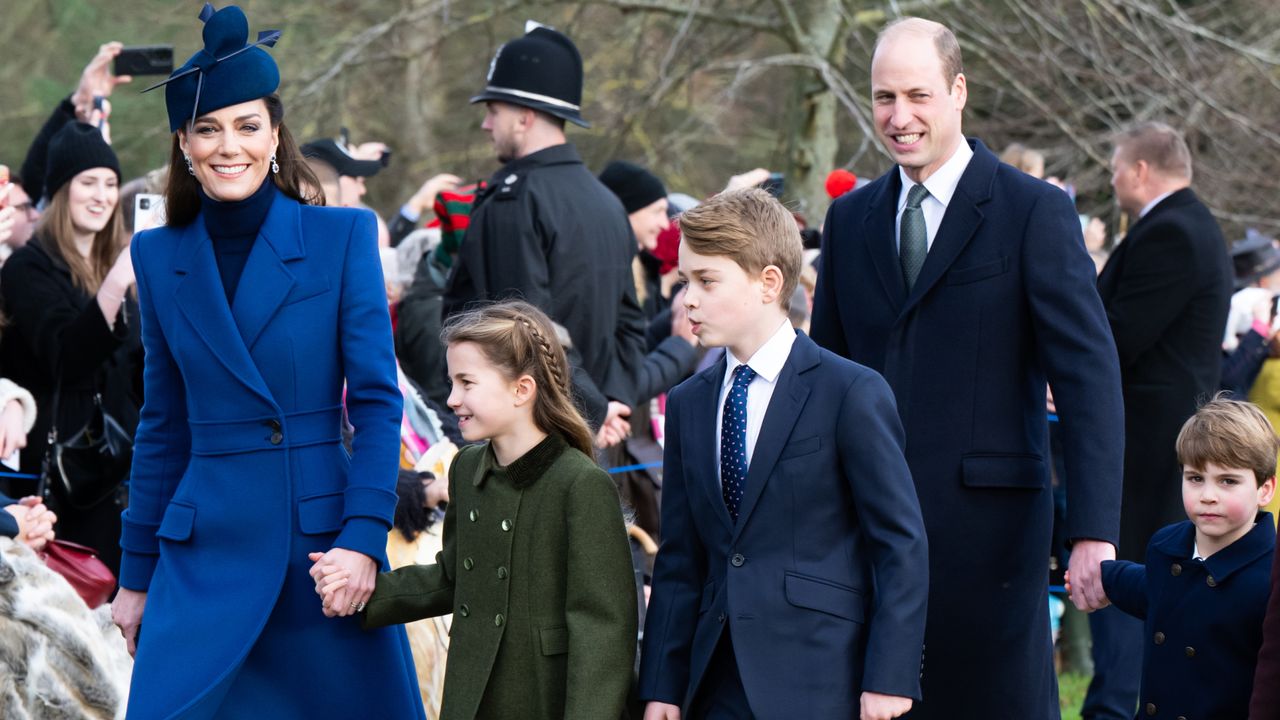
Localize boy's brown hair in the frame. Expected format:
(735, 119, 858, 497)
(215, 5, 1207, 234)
(1176, 395, 1280, 485)
(679, 188, 803, 308)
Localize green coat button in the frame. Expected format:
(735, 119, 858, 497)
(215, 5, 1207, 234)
(469, 509, 479, 522)
(463, 557, 475, 570)
(497, 567, 509, 579)
(459, 604, 470, 617)
(501, 519, 513, 532)
(495, 614, 505, 626)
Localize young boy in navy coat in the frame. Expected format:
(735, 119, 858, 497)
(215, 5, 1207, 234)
(638, 188, 929, 720)
(1098, 397, 1277, 719)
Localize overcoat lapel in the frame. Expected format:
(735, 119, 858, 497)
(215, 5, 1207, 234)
(231, 195, 303, 350)
(693, 358, 734, 535)
(864, 173, 908, 310)
(732, 335, 815, 541)
(173, 217, 275, 407)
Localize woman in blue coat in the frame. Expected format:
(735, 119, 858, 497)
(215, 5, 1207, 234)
(109, 5, 424, 718)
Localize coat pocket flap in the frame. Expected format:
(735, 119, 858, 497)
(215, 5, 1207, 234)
(298, 491, 345, 535)
(960, 454, 1046, 489)
(540, 625, 569, 656)
(156, 502, 196, 542)
(784, 572, 864, 623)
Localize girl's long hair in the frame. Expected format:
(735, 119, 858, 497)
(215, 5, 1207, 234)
(442, 300, 595, 457)
(35, 181, 126, 295)
(163, 93, 323, 227)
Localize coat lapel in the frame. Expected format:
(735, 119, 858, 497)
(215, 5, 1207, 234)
(230, 195, 302, 351)
(864, 171, 908, 310)
(172, 218, 275, 406)
(692, 356, 734, 535)
(731, 334, 817, 541)
(898, 139, 995, 320)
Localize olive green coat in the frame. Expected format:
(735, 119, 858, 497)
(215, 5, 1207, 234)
(363, 435, 638, 720)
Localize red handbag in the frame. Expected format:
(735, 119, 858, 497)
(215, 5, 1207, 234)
(39, 539, 116, 608)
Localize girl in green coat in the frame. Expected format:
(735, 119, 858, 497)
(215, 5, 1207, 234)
(315, 300, 638, 719)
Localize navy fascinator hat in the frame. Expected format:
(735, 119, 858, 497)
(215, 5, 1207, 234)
(144, 4, 282, 132)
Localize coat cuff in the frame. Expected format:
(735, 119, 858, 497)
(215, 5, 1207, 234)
(118, 550, 158, 591)
(334, 516, 390, 560)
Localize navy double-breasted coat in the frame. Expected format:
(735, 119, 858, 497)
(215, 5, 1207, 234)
(119, 194, 423, 719)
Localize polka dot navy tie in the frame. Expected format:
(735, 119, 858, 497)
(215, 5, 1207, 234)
(721, 364, 757, 521)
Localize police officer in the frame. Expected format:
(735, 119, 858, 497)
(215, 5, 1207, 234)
(444, 23, 642, 433)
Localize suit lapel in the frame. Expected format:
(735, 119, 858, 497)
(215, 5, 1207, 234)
(230, 195, 302, 351)
(864, 171, 908, 310)
(172, 218, 275, 406)
(732, 335, 817, 541)
(692, 357, 735, 535)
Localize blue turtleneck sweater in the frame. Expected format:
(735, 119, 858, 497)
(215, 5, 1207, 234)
(201, 179, 277, 304)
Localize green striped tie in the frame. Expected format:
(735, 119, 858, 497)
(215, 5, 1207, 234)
(900, 184, 930, 289)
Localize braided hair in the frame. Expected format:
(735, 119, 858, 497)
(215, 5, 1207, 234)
(441, 300, 595, 457)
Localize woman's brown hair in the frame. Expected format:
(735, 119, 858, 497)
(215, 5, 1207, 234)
(163, 93, 323, 227)
(35, 180, 126, 295)
(441, 300, 595, 457)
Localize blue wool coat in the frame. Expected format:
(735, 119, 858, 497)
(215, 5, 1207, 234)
(119, 195, 424, 719)
(1102, 513, 1276, 720)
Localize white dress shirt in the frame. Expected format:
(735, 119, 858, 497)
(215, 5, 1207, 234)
(714, 319, 797, 485)
(895, 140, 975, 253)
(1139, 190, 1175, 220)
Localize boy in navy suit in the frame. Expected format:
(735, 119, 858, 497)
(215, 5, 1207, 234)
(638, 188, 929, 720)
(1095, 397, 1277, 719)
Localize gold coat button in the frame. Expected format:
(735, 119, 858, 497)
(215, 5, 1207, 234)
(1207, 576, 1217, 587)
(1145, 703, 1156, 716)
(459, 604, 470, 617)
(469, 509, 479, 522)
(495, 614, 505, 626)
(1153, 632, 1165, 645)
(1170, 563, 1182, 576)
(497, 567, 509, 579)
(1185, 646, 1196, 657)
(501, 519, 513, 532)
(463, 557, 475, 570)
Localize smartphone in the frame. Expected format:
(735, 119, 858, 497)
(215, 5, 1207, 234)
(114, 45, 174, 77)
(762, 172, 785, 198)
(134, 193, 167, 232)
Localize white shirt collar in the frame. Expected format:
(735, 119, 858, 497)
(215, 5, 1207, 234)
(723, 319, 796, 388)
(1139, 190, 1175, 219)
(898, 139, 974, 211)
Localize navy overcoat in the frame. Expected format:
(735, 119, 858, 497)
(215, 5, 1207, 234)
(118, 194, 423, 719)
(811, 139, 1125, 718)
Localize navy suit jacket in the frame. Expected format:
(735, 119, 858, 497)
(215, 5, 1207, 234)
(638, 332, 928, 717)
(810, 139, 1124, 717)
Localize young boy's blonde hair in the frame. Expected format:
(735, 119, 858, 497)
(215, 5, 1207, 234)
(1176, 396, 1280, 485)
(679, 188, 803, 308)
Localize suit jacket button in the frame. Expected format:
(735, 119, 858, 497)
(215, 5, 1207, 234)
(463, 557, 475, 570)
(717, 613, 726, 623)
(1170, 563, 1182, 576)
(1145, 703, 1156, 716)
(494, 614, 505, 627)
(1153, 632, 1165, 645)
(1184, 646, 1195, 657)
(1206, 576, 1217, 587)
(459, 604, 470, 617)
(730, 553, 745, 567)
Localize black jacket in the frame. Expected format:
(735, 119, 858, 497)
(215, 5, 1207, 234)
(0, 237, 142, 479)
(1097, 188, 1232, 559)
(444, 144, 644, 426)
(396, 249, 450, 407)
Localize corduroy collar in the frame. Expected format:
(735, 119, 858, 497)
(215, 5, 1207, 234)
(475, 433, 567, 490)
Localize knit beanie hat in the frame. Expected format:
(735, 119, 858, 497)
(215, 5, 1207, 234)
(44, 122, 121, 199)
(599, 161, 666, 214)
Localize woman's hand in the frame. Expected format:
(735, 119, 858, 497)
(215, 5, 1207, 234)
(111, 588, 147, 656)
(307, 548, 375, 618)
(0, 398, 28, 459)
(3, 498, 55, 551)
(71, 42, 131, 123)
(97, 248, 136, 323)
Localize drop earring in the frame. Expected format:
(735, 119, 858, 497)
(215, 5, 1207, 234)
(184, 155, 195, 175)
(270, 154, 280, 174)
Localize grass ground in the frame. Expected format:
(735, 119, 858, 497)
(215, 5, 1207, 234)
(1059, 672, 1089, 720)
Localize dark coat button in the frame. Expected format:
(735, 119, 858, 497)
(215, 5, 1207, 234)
(1153, 632, 1165, 645)
(459, 604, 470, 617)
(1206, 576, 1217, 587)
(1145, 703, 1156, 716)
(717, 613, 726, 623)
(463, 557, 475, 570)
(730, 553, 745, 567)
(270, 431, 283, 445)
(1184, 646, 1195, 657)
(497, 567, 508, 579)
(1170, 563, 1182, 576)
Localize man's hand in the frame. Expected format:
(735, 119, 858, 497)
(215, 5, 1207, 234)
(643, 701, 681, 720)
(595, 401, 632, 449)
(111, 588, 147, 656)
(861, 692, 912, 720)
(71, 42, 130, 123)
(1067, 539, 1115, 611)
(724, 168, 771, 193)
(408, 173, 463, 215)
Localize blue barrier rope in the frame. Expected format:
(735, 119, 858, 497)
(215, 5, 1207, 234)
(0, 471, 39, 480)
(606, 461, 663, 475)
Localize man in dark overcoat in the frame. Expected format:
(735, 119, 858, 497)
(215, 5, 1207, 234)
(810, 18, 1124, 718)
(444, 24, 642, 430)
(1084, 122, 1233, 719)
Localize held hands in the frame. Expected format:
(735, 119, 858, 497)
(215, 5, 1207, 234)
(111, 588, 147, 657)
(308, 548, 376, 618)
(861, 692, 912, 720)
(1065, 539, 1115, 611)
(3, 497, 55, 551)
(595, 401, 632, 449)
(642, 701, 681, 720)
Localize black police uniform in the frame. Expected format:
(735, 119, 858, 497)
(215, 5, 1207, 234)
(444, 144, 643, 426)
